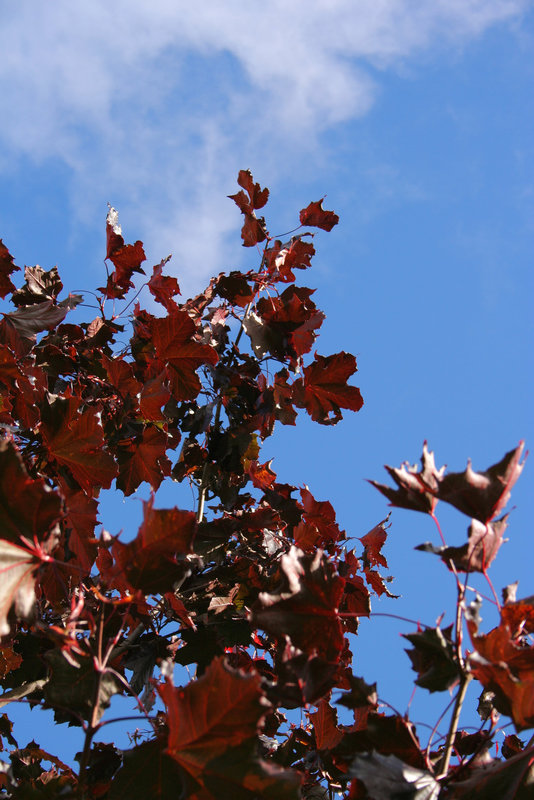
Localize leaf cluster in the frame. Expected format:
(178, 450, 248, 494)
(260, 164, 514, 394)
(0, 173, 532, 799)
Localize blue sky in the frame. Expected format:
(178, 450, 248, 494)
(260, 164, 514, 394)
(1, 0, 533, 764)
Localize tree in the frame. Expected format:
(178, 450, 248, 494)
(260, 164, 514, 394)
(0, 171, 532, 798)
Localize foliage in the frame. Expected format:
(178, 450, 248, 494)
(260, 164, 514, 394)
(0, 171, 532, 798)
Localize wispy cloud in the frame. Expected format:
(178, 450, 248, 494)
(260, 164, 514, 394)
(0, 0, 528, 290)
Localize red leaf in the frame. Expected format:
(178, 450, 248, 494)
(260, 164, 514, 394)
(310, 699, 343, 750)
(148, 257, 181, 312)
(467, 603, 534, 731)
(101, 205, 146, 299)
(139, 372, 171, 422)
(369, 442, 445, 515)
(40, 394, 118, 494)
(0, 438, 63, 545)
(293, 487, 343, 553)
(0, 239, 20, 299)
(292, 352, 363, 425)
(116, 425, 172, 496)
(152, 312, 218, 401)
(0, 540, 41, 637)
(237, 169, 269, 210)
(252, 547, 345, 662)
(113, 496, 196, 594)
(417, 516, 508, 573)
(248, 460, 277, 491)
(159, 657, 299, 798)
(63, 490, 99, 573)
(437, 442, 526, 523)
(299, 199, 339, 232)
(359, 520, 389, 570)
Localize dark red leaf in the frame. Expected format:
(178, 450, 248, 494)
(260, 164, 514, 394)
(299, 199, 339, 232)
(0, 240, 20, 299)
(310, 699, 343, 751)
(12, 266, 63, 307)
(148, 256, 181, 312)
(467, 604, 534, 731)
(116, 425, 172, 496)
(40, 394, 118, 494)
(152, 311, 218, 401)
(437, 442, 526, 523)
(101, 205, 146, 299)
(403, 625, 460, 692)
(0, 438, 63, 546)
(417, 516, 508, 573)
(252, 547, 345, 662)
(112, 496, 196, 594)
(292, 352, 363, 425)
(237, 169, 269, 210)
(369, 441, 445, 515)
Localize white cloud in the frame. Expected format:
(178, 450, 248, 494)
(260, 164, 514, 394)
(0, 0, 528, 290)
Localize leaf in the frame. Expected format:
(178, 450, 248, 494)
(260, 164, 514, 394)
(0, 240, 20, 299)
(108, 738, 189, 800)
(148, 257, 180, 312)
(403, 625, 460, 692)
(467, 605, 534, 731)
(40, 394, 118, 494)
(347, 752, 440, 800)
(116, 425, 172, 496)
(292, 352, 363, 424)
(0, 540, 40, 638)
(237, 169, 269, 210)
(229, 170, 269, 247)
(369, 441, 445, 515)
(43, 651, 121, 724)
(437, 442, 526, 523)
(160, 657, 300, 799)
(12, 266, 63, 307)
(252, 547, 345, 662)
(0, 438, 63, 545)
(299, 199, 339, 232)
(112, 496, 196, 594)
(0, 300, 70, 355)
(416, 516, 508, 573)
(310, 700, 343, 751)
(101, 205, 146, 299)
(445, 746, 534, 799)
(152, 311, 218, 401)
(293, 487, 344, 553)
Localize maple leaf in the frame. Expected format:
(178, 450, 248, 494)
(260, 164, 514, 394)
(40, 394, 118, 494)
(299, 199, 339, 232)
(160, 656, 300, 799)
(403, 625, 460, 692)
(292, 352, 363, 425)
(148, 256, 180, 312)
(215, 272, 256, 308)
(62, 490, 99, 573)
(0, 438, 63, 545)
(347, 753, 440, 800)
(229, 170, 269, 248)
(310, 699, 343, 751)
(437, 442, 526, 523)
(0, 540, 42, 638)
(416, 515, 508, 573)
(112, 496, 196, 594)
(252, 547, 345, 662)
(0, 300, 72, 356)
(293, 487, 344, 553)
(369, 441, 445, 515)
(12, 265, 63, 307)
(467, 603, 534, 731)
(100, 205, 146, 299)
(266, 238, 315, 283)
(0, 239, 20, 299)
(116, 425, 172, 496)
(151, 311, 218, 401)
